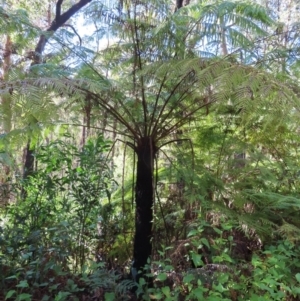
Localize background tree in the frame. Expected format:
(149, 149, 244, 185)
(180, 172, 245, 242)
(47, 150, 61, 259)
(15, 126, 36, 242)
(23, 0, 92, 182)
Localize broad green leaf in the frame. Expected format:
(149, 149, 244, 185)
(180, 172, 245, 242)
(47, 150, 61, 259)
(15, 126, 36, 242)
(16, 280, 29, 288)
(5, 290, 16, 300)
(161, 286, 170, 297)
(200, 237, 210, 248)
(16, 293, 31, 301)
(191, 253, 204, 267)
(183, 273, 195, 283)
(54, 292, 71, 301)
(156, 272, 167, 281)
(192, 287, 204, 299)
(187, 229, 199, 237)
(104, 292, 115, 301)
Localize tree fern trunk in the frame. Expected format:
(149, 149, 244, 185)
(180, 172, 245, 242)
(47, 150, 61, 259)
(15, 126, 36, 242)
(132, 136, 156, 282)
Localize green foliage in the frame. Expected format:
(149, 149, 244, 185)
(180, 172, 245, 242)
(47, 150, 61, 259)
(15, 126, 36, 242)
(1, 0, 300, 299)
(0, 134, 118, 300)
(134, 222, 300, 301)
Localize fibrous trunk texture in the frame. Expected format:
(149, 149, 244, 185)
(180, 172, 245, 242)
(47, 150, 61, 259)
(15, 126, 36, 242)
(132, 136, 156, 282)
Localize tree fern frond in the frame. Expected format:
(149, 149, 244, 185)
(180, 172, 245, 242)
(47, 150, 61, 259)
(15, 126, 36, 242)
(277, 222, 300, 242)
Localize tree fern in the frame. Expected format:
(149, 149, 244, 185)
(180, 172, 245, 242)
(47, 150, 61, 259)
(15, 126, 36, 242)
(1, 0, 300, 279)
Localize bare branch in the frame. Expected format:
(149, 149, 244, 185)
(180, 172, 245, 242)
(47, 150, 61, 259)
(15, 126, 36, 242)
(63, 24, 82, 46)
(175, 0, 184, 11)
(56, 0, 64, 21)
(34, 0, 92, 64)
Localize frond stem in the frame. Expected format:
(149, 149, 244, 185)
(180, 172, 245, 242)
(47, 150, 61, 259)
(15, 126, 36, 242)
(133, 4, 148, 135)
(75, 84, 139, 140)
(148, 72, 168, 136)
(158, 98, 218, 141)
(151, 70, 193, 137)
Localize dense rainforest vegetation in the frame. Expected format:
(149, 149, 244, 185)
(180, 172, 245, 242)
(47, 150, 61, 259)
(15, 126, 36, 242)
(1, 0, 300, 300)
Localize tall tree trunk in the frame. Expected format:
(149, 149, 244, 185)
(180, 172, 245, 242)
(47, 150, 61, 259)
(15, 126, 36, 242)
(81, 97, 92, 147)
(2, 35, 12, 133)
(23, 140, 35, 179)
(1, 35, 13, 203)
(132, 136, 156, 282)
(23, 0, 93, 186)
(21, 139, 35, 199)
(220, 16, 228, 56)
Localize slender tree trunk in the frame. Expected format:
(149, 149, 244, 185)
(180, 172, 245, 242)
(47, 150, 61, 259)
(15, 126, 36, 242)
(81, 98, 92, 146)
(111, 104, 117, 169)
(23, 139, 35, 179)
(81, 115, 87, 147)
(132, 136, 156, 282)
(21, 139, 34, 199)
(1, 35, 13, 203)
(220, 16, 228, 56)
(2, 35, 12, 133)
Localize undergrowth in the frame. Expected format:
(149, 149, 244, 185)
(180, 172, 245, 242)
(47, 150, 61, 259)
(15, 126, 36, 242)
(1, 136, 300, 301)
